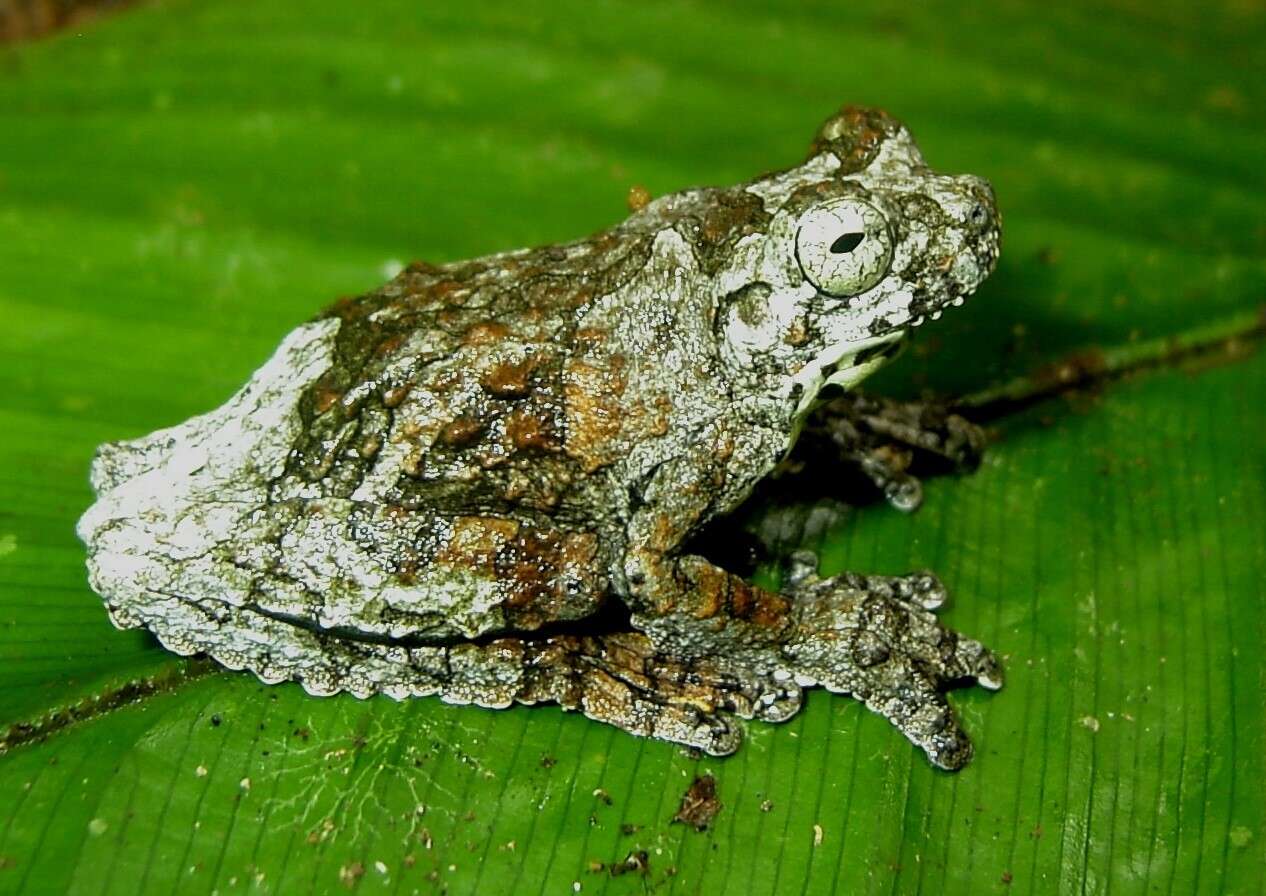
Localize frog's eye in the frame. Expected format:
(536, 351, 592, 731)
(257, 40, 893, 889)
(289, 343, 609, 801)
(795, 198, 893, 298)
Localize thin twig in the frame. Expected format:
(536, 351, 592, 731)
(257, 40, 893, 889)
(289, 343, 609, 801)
(957, 306, 1266, 420)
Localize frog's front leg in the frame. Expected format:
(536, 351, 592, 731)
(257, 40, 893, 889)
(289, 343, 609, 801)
(791, 391, 986, 512)
(776, 567, 1002, 769)
(639, 556, 1001, 769)
(624, 422, 1001, 769)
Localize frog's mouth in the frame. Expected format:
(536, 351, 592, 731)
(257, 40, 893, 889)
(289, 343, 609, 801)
(893, 260, 992, 334)
(789, 329, 906, 422)
(824, 268, 978, 343)
(820, 334, 906, 387)
(902, 219, 1000, 332)
(902, 288, 969, 333)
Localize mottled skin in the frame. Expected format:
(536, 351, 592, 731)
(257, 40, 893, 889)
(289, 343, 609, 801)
(79, 107, 1003, 769)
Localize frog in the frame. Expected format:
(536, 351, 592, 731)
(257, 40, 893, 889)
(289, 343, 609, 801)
(77, 105, 1002, 770)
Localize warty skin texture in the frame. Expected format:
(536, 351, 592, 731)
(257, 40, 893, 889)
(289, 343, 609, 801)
(79, 106, 1002, 769)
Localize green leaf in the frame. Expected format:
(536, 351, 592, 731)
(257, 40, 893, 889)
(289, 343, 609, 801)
(1, 1, 1264, 893)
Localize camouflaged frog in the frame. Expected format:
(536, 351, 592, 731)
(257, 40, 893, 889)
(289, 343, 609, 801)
(78, 106, 1003, 769)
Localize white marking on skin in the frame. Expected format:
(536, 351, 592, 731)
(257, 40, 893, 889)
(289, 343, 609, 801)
(78, 320, 343, 612)
(80, 318, 342, 524)
(788, 330, 905, 420)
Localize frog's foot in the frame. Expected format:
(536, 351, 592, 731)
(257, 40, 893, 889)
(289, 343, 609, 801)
(801, 392, 986, 512)
(778, 571, 1002, 770)
(511, 633, 802, 756)
(782, 549, 821, 589)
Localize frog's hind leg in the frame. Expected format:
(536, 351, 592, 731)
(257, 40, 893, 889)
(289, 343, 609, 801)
(791, 392, 985, 511)
(501, 632, 803, 755)
(114, 590, 798, 756)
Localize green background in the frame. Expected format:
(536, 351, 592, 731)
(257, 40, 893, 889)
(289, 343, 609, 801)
(1, 1, 1264, 893)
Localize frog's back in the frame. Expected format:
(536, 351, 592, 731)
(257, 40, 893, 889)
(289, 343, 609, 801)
(79, 186, 768, 646)
(282, 183, 768, 525)
(277, 230, 657, 520)
(77, 251, 634, 645)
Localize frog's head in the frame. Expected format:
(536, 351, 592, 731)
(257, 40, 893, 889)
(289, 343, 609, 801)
(717, 106, 1000, 407)
(789, 107, 1000, 340)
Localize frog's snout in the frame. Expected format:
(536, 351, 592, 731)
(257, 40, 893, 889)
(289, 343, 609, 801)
(957, 175, 1001, 271)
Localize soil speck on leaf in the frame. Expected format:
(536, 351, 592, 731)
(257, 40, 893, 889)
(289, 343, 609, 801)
(608, 850, 650, 877)
(1032, 349, 1108, 394)
(339, 862, 365, 887)
(672, 774, 721, 831)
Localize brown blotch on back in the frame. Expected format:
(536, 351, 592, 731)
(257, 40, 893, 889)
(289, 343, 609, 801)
(573, 327, 609, 351)
(431, 279, 466, 299)
(506, 407, 560, 453)
(481, 357, 538, 399)
(563, 358, 629, 473)
(438, 416, 485, 448)
(783, 318, 810, 347)
(806, 105, 900, 171)
(312, 387, 342, 415)
(463, 321, 511, 346)
(382, 383, 413, 408)
(323, 294, 374, 324)
(435, 515, 520, 571)
(432, 517, 601, 629)
(374, 334, 405, 359)
(497, 528, 601, 626)
(646, 394, 673, 437)
(404, 260, 442, 276)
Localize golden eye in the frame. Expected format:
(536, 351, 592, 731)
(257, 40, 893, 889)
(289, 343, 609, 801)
(795, 198, 893, 297)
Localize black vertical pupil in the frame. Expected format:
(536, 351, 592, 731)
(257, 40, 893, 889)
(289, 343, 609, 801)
(830, 232, 865, 253)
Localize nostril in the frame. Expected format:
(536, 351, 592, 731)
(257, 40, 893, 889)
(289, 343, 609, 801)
(968, 203, 989, 230)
